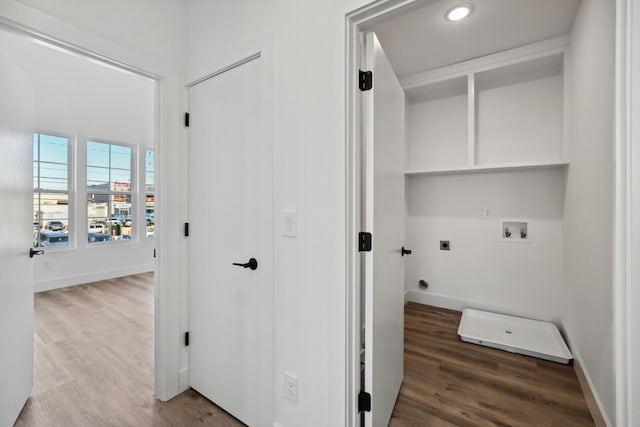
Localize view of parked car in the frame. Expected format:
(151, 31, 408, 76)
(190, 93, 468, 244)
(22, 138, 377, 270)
(34, 230, 68, 247)
(47, 220, 65, 231)
(88, 232, 112, 243)
(88, 223, 105, 233)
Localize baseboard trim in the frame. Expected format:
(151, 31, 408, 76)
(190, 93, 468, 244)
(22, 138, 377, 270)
(572, 351, 611, 427)
(406, 289, 561, 324)
(404, 290, 410, 305)
(34, 263, 154, 292)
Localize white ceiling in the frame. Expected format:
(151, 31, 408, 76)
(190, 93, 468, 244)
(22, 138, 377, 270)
(373, 0, 581, 78)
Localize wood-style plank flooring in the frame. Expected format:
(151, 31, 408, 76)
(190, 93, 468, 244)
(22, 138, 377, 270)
(389, 302, 595, 426)
(17, 275, 594, 426)
(15, 273, 242, 427)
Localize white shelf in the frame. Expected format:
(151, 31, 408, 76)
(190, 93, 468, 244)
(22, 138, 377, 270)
(405, 160, 569, 177)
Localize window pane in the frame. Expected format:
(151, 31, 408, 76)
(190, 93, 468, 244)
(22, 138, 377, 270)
(87, 194, 133, 243)
(33, 193, 69, 248)
(145, 150, 154, 238)
(87, 141, 110, 168)
(87, 166, 110, 189)
(111, 144, 132, 171)
(86, 141, 132, 190)
(33, 133, 70, 248)
(39, 134, 68, 164)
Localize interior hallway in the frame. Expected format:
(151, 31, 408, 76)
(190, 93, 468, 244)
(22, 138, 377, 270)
(16, 273, 594, 426)
(15, 273, 241, 427)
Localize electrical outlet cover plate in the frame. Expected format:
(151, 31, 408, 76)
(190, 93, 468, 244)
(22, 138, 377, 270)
(283, 371, 298, 403)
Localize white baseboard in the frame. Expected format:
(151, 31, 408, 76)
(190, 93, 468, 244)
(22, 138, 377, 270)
(34, 263, 154, 293)
(406, 289, 561, 324)
(404, 290, 410, 305)
(571, 347, 611, 427)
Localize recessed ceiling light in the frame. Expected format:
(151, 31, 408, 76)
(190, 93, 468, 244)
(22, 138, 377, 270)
(445, 4, 473, 22)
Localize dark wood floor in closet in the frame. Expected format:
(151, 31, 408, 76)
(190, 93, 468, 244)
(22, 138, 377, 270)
(389, 302, 595, 427)
(17, 274, 594, 426)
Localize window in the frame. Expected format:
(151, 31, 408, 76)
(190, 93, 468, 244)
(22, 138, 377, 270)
(145, 150, 155, 238)
(33, 133, 70, 248)
(86, 141, 133, 243)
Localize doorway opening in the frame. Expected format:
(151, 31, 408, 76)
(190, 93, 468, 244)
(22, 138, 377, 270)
(0, 18, 162, 422)
(346, 0, 617, 425)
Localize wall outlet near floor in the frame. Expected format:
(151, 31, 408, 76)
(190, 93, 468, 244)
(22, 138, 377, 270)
(283, 371, 298, 403)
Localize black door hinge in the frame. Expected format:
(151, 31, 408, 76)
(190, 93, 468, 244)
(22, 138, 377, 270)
(358, 391, 371, 412)
(184, 222, 189, 237)
(358, 232, 372, 252)
(153, 248, 156, 258)
(185, 332, 190, 346)
(359, 70, 373, 91)
(184, 112, 190, 127)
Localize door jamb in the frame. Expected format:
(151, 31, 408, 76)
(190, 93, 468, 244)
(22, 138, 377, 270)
(345, 1, 430, 425)
(614, 0, 638, 425)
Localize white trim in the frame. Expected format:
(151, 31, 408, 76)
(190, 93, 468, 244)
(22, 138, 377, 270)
(614, 0, 639, 426)
(400, 35, 569, 90)
(34, 263, 154, 293)
(186, 52, 261, 88)
(0, 16, 158, 80)
(573, 354, 610, 427)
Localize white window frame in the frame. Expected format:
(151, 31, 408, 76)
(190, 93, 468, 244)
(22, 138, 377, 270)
(33, 129, 74, 251)
(85, 138, 137, 245)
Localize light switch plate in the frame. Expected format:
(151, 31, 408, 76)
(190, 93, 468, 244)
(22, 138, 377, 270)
(282, 210, 297, 238)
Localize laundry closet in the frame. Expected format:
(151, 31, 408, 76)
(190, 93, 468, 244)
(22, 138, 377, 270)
(366, 0, 611, 346)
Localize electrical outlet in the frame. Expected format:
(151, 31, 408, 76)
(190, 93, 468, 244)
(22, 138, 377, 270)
(440, 240, 450, 251)
(283, 371, 298, 403)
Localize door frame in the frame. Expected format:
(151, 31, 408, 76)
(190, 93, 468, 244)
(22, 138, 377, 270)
(345, 2, 429, 425)
(614, 0, 639, 425)
(345, 1, 637, 426)
(0, 14, 175, 399)
(185, 43, 275, 426)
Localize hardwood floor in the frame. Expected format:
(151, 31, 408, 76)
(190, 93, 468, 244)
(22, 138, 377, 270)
(389, 302, 595, 427)
(17, 276, 594, 426)
(15, 273, 242, 427)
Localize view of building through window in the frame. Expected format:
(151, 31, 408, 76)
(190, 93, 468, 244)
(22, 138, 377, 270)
(87, 141, 133, 243)
(33, 133, 70, 248)
(145, 149, 155, 238)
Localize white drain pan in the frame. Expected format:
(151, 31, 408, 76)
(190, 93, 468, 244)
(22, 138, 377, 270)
(458, 308, 573, 364)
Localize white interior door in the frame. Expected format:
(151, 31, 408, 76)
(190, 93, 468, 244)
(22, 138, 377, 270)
(363, 32, 406, 427)
(0, 48, 35, 426)
(188, 55, 272, 427)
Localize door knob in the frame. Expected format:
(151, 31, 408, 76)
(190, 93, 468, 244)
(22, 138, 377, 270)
(29, 248, 44, 258)
(401, 247, 412, 256)
(232, 258, 258, 270)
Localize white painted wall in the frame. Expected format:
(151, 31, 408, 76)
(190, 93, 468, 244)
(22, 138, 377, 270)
(186, 1, 370, 426)
(0, 29, 155, 292)
(562, 0, 616, 424)
(405, 168, 566, 322)
(0, 0, 186, 401)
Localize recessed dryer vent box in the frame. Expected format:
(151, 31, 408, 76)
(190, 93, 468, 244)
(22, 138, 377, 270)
(501, 220, 529, 242)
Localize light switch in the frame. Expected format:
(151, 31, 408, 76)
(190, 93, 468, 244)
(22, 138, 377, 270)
(282, 210, 297, 238)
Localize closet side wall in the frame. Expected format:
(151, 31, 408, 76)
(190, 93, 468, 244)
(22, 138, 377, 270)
(562, 0, 615, 424)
